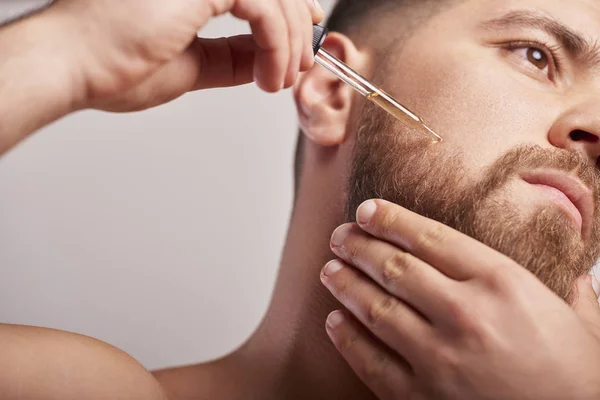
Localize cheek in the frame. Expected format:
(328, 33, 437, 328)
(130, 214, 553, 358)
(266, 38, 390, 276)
(384, 43, 556, 176)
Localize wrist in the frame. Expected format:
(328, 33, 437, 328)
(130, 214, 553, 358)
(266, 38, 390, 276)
(29, 7, 89, 112)
(0, 10, 85, 153)
(1, 9, 86, 113)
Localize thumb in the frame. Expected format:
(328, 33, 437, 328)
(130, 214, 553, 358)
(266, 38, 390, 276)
(572, 274, 600, 336)
(92, 35, 256, 112)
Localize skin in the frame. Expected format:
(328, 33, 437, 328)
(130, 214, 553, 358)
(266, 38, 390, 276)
(0, 0, 324, 153)
(311, 0, 600, 398)
(0, 1, 326, 399)
(324, 200, 600, 399)
(2, 0, 600, 400)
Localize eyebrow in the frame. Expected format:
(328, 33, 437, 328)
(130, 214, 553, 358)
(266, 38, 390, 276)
(479, 10, 600, 66)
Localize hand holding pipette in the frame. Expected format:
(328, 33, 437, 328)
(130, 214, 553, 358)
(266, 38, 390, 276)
(0, 0, 325, 155)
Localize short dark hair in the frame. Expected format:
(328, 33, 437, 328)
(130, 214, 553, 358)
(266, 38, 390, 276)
(293, 0, 457, 197)
(293, 1, 395, 197)
(325, 0, 402, 37)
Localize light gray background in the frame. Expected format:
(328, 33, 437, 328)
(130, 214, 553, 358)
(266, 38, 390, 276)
(0, 0, 335, 370)
(3, 0, 599, 372)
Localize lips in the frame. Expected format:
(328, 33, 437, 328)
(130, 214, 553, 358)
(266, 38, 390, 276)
(520, 170, 595, 239)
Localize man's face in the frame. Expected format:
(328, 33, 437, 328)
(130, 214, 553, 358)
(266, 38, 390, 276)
(346, 0, 600, 301)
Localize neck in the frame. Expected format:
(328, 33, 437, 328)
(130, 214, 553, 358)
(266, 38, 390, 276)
(223, 145, 375, 400)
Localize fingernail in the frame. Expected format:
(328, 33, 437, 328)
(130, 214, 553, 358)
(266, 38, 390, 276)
(331, 224, 350, 248)
(327, 310, 345, 329)
(313, 0, 323, 12)
(356, 200, 377, 225)
(323, 260, 344, 276)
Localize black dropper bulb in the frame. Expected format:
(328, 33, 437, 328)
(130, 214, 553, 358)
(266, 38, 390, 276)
(312, 25, 328, 55)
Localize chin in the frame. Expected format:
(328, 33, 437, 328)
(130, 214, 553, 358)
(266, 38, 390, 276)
(470, 201, 591, 302)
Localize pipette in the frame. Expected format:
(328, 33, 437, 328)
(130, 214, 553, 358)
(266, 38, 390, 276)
(311, 25, 442, 142)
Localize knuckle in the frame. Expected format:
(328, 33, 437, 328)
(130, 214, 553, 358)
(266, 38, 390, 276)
(366, 296, 397, 329)
(431, 344, 461, 372)
(482, 267, 514, 294)
(464, 319, 495, 352)
(381, 252, 411, 291)
(445, 297, 490, 343)
(359, 350, 388, 383)
(414, 223, 447, 252)
(444, 295, 472, 329)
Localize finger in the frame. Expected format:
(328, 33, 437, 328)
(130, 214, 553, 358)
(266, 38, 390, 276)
(231, 0, 289, 92)
(92, 36, 256, 112)
(355, 199, 512, 280)
(307, 0, 325, 24)
(572, 274, 600, 337)
(280, 0, 303, 88)
(296, 0, 316, 72)
(300, 0, 323, 70)
(326, 310, 413, 400)
(330, 223, 460, 323)
(321, 259, 434, 364)
(193, 35, 256, 90)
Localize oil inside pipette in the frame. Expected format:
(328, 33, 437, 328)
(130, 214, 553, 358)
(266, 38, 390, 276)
(366, 91, 442, 143)
(311, 24, 442, 143)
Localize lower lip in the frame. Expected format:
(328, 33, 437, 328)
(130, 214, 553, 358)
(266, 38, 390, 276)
(531, 184, 583, 230)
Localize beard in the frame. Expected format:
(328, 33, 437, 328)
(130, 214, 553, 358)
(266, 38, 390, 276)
(346, 102, 600, 302)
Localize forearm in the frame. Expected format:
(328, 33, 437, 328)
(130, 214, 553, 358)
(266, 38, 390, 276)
(0, 10, 81, 155)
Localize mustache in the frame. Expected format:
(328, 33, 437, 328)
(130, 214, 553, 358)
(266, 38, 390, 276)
(480, 144, 600, 199)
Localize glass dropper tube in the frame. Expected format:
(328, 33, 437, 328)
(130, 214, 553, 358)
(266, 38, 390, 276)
(314, 47, 442, 142)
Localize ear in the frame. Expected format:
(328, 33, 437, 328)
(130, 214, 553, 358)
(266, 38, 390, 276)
(293, 33, 368, 147)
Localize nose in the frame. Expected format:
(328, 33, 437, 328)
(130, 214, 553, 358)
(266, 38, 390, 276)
(548, 100, 600, 167)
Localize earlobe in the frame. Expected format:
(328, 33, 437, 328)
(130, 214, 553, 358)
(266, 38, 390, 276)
(294, 33, 367, 147)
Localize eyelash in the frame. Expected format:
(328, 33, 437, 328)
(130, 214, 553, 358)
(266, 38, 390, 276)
(505, 40, 563, 80)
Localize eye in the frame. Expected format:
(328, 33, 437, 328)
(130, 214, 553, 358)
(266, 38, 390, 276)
(505, 41, 560, 81)
(526, 48, 549, 70)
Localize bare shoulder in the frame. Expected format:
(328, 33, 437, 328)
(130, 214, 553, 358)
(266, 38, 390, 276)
(0, 323, 168, 400)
